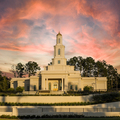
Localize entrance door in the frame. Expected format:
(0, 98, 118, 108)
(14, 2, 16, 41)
(53, 82, 58, 91)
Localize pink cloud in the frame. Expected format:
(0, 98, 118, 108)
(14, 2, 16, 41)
(0, 0, 120, 73)
(76, 0, 120, 37)
(66, 24, 120, 65)
(0, 42, 53, 54)
(103, 39, 120, 49)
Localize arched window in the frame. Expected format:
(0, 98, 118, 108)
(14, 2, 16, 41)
(58, 49, 60, 55)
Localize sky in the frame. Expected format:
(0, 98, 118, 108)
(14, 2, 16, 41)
(0, 0, 120, 77)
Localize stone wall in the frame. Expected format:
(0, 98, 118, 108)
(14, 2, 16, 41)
(0, 95, 93, 103)
(0, 102, 120, 117)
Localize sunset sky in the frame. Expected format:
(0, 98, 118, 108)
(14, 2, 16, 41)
(0, 0, 120, 76)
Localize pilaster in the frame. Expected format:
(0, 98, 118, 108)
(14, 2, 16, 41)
(62, 78, 63, 91)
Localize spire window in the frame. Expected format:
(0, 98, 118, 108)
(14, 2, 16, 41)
(58, 49, 60, 55)
(59, 38, 60, 43)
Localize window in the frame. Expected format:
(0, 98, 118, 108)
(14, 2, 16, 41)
(49, 83, 51, 90)
(70, 85, 73, 90)
(75, 85, 78, 91)
(58, 49, 60, 55)
(34, 85, 36, 91)
(59, 38, 60, 43)
(27, 86, 29, 91)
(39, 85, 41, 90)
(58, 60, 60, 64)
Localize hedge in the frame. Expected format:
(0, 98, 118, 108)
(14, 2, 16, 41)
(0, 114, 120, 119)
(0, 90, 107, 96)
(92, 92, 120, 103)
(0, 114, 84, 118)
(0, 102, 93, 106)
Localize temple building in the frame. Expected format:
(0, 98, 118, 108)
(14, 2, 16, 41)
(10, 33, 107, 92)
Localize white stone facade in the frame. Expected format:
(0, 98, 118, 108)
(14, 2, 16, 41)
(10, 33, 107, 92)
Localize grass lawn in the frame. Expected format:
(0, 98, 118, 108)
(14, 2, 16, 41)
(0, 118, 120, 120)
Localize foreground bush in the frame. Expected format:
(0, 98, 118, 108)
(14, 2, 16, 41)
(0, 114, 84, 118)
(92, 92, 120, 102)
(0, 114, 120, 119)
(7, 88, 15, 93)
(0, 102, 93, 106)
(84, 86, 94, 92)
(16, 86, 24, 93)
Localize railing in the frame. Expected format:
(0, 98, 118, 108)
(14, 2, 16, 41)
(0, 107, 120, 113)
(41, 108, 120, 113)
(15, 108, 120, 113)
(0, 107, 120, 117)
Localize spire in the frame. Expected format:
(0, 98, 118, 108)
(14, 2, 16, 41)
(57, 32, 62, 36)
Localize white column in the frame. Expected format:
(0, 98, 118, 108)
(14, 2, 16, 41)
(78, 79, 81, 91)
(62, 78, 63, 91)
(42, 76, 45, 90)
(10, 81, 14, 88)
(65, 77, 68, 91)
(46, 78, 48, 90)
(44, 78, 46, 90)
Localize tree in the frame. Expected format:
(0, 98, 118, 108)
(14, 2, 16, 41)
(107, 65, 118, 90)
(0, 77, 9, 92)
(16, 63, 25, 78)
(0, 70, 3, 76)
(67, 56, 79, 70)
(25, 61, 40, 77)
(83, 57, 95, 77)
(94, 61, 105, 77)
(118, 74, 120, 89)
(77, 56, 83, 74)
(67, 56, 120, 91)
(10, 65, 17, 77)
(0, 70, 3, 82)
(48, 62, 52, 65)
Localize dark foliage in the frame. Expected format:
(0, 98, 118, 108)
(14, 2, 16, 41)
(67, 56, 120, 90)
(92, 92, 120, 102)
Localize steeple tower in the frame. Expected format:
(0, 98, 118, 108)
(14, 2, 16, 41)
(56, 32, 62, 44)
(52, 32, 67, 65)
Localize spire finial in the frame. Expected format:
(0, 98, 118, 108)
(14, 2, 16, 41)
(57, 32, 62, 36)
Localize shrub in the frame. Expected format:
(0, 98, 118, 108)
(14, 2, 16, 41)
(16, 86, 24, 93)
(7, 88, 15, 93)
(92, 92, 120, 103)
(83, 86, 93, 92)
(0, 93, 7, 96)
